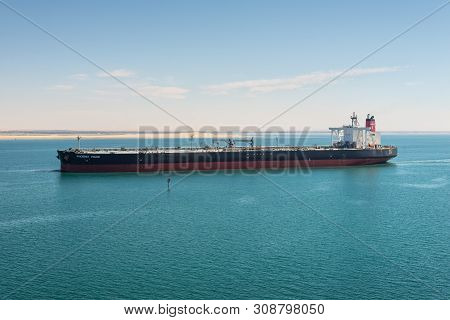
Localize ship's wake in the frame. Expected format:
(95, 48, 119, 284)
(0, 169, 58, 173)
(400, 177, 448, 189)
(395, 159, 450, 166)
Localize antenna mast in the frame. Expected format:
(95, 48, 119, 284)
(350, 112, 359, 127)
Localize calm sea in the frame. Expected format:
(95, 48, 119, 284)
(0, 134, 449, 299)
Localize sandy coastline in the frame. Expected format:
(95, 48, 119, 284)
(1, 131, 449, 140)
(0, 132, 261, 140)
(0, 133, 143, 140)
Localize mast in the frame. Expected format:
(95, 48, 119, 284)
(350, 112, 359, 127)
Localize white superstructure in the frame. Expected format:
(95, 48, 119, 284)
(329, 112, 381, 149)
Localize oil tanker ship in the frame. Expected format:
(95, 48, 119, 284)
(57, 113, 397, 173)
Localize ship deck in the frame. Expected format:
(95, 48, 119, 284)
(60, 145, 396, 154)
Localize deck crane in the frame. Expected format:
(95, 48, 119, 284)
(212, 137, 254, 148)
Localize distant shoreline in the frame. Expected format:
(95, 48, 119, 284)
(1, 131, 449, 140)
(0, 133, 143, 140)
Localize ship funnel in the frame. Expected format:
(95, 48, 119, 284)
(366, 114, 376, 132)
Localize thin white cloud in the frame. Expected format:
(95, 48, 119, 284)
(48, 84, 74, 91)
(138, 85, 189, 99)
(404, 81, 423, 87)
(204, 67, 400, 95)
(91, 89, 115, 96)
(69, 73, 88, 80)
(97, 69, 135, 78)
(93, 84, 189, 99)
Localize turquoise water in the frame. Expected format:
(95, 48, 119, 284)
(0, 134, 449, 299)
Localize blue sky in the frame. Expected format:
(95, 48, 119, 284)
(1, 0, 449, 131)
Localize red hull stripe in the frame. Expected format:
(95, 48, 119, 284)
(61, 158, 392, 172)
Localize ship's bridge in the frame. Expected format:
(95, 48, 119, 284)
(329, 113, 381, 149)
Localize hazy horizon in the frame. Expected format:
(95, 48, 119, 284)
(2, 129, 450, 134)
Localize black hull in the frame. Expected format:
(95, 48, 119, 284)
(57, 147, 397, 173)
